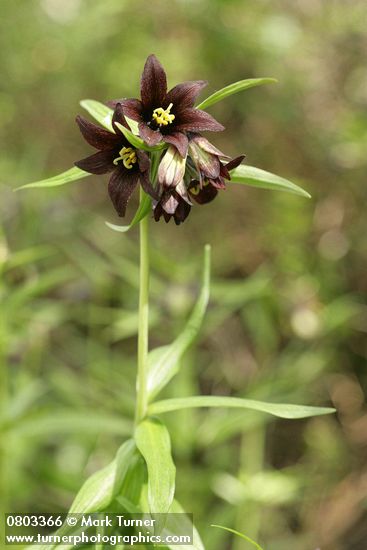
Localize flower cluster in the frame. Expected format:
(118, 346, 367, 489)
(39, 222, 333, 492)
(75, 55, 244, 224)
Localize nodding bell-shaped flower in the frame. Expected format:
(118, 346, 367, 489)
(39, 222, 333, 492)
(158, 146, 186, 189)
(154, 180, 191, 225)
(74, 104, 158, 217)
(188, 135, 245, 204)
(109, 54, 224, 158)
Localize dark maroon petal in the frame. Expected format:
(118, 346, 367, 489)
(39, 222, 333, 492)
(112, 103, 129, 134)
(224, 155, 246, 178)
(174, 199, 191, 225)
(106, 98, 125, 108)
(138, 122, 163, 147)
(75, 116, 120, 150)
(120, 99, 144, 122)
(141, 54, 167, 110)
(136, 150, 150, 173)
(108, 169, 139, 217)
(174, 109, 225, 132)
(189, 180, 218, 204)
(136, 151, 159, 200)
(163, 132, 189, 158)
(75, 150, 116, 175)
(219, 163, 231, 180)
(166, 80, 208, 111)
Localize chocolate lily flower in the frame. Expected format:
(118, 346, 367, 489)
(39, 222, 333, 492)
(74, 104, 157, 217)
(111, 55, 224, 158)
(188, 136, 245, 204)
(154, 180, 191, 225)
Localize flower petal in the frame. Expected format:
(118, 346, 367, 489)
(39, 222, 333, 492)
(174, 109, 225, 132)
(74, 150, 116, 175)
(75, 116, 120, 150)
(136, 151, 159, 200)
(108, 169, 139, 217)
(163, 132, 189, 158)
(189, 180, 218, 204)
(166, 80, 208, 111)
(225, 155, 246, 175)
(138, 122, 163, 147)
(120, 99, 144, 122)
(174, 197, 191, 225)
(158, 146, 186, 188)
(141, 54, 167, 110)
(112, 103, 130, 134)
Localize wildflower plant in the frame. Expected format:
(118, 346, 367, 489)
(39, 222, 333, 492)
(18, 55, 335, 548)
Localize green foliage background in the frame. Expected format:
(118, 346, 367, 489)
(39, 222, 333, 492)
(1, 0, 366, 548)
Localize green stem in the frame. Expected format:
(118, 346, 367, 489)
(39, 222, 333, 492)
(135, 189, 150, 425)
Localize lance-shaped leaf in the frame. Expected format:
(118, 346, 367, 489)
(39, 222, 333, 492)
(106, 191, 152, 233)
(148, 396, 336, 419)
(211, 525, 264, 550)
(25, 440, 136, 550)
(115, 122, 167, 152)
(15, 166, 90, 190)
(70, 439, 136, 513)
(196, 78, 277, 110)
(80, 98, 138, 133)
(135, 417, 176, 514)
(147, 244, 211, 400)
(166, 499, 205, 550)
(230, 165, 311, 198)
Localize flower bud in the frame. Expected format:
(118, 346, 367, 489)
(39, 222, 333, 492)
(158, 146, 186, 188)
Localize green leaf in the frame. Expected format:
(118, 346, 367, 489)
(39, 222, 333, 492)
(211, 525, 264, 550)
(26, 441, 137, 550)
(15, 166, 90, 191)
(80, 98, 139, 133)
(115, 122, 167, 152)
(70, 439, 136, 513)
(148, 396, 336, 419)
(196, 78, 277, 110)
(135, 417, 176, 514)
(168, 500, 205, 550)
(147, 244, 211, 400)
(105, 191, 152, 233)
(230, 165, 311, 198)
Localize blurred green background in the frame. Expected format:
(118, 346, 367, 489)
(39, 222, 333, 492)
(1, 0, 367, 549)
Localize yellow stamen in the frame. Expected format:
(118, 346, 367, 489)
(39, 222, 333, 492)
(152, 103, 175, 126)
(113, 146, 137, 169)
(190, 185, 200, 196)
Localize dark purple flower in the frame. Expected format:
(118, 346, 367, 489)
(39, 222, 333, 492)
(188, 135, 245, 204)
(153, 180, 191, 225)
(109, 55, 224, 158)
(74, 104, 157, 217)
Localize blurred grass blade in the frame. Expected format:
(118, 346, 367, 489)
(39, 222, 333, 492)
(11, 411, 133, 437)
(115, 122, 167, 152)
(211, 525, 264, 550)
(81, 98, 139, 133)
(147, 244, 211, 400)
(135, 417, 176, 514)
(149, 396, 336, 419)
(196, 78, 277, 110)
(15, 166, 90, 190)
(106, 191, 151, 233)
(230, 165, 311, 198)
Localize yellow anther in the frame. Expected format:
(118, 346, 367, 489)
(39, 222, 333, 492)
(152, 103, 175, 126)
(113, 146, 137, 169)
(190, 185, 200, 196)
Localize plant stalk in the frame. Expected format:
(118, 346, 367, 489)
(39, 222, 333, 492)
(135, 189, 150, 425)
